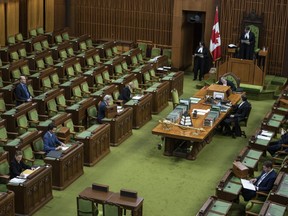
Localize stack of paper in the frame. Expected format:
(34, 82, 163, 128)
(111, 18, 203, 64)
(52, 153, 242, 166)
(9, 178, 26, 184)
(192, 109, 210, 116)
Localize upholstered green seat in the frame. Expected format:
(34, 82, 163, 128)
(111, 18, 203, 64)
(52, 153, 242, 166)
(56, 94, 67, 111)
(59, 50, 68, 61)
(72, 86, 83, 101)
(67, 47, 74, 57)
(86, 57, 94, 67)
(32, 137, 46, 158)
(27, 109, 40, 127)
(62, 32, 69, 41)
(74, 63, 82, 75)
(20, 65, 30, 76)
(239, 84, 263, 93)
(30, 29, 37, 37)
(50, 73, 60, 87)
(105, 48, 113, 59)
(12, 69, 21, 80)
(80, 82, 91, 97)
(115, 64, 123, 76)
(45, 55, 54, 66)
(0, 98, 6, 115)
(112, 46, 118, 55)
(18, 48, 27, 58)
(79, 42, 87, 51)
(7, 35, 15, 45)
(248, 24, 260, 53)
(17, 115, 31, 134)
(0, 158, 10, 183)
(163, 48, 172, 66)
(245, 201, 264, 215)
(41, 40, 49, 49)
(55, 35, 63, 44)
(131, 56, 138, 66)
(93, 54, 101, 64)
(151, 47, 161, 58)
(27, 84, 35, 97)
(66, 66, 76, 78)
(77, 197, 99, 216)
(47, 99, 58, 117)
(86, 38, 93, 48)
(95, 74, 105, 88)
(10, 51, 19, 61)
(102, 70, 111, 83)
(36, 27, 44, 34)
(87, 106, 98, 125)
(36, 59, 45, 69)
(16, 33, 23, 42)
(22, 144, 44, 166)
(33, 42, 42, 52)
(42, 77, 52, 91)
(137, 42, 148, 58)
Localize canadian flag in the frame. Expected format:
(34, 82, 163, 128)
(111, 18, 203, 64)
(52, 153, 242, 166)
(209, 6, 221, 62)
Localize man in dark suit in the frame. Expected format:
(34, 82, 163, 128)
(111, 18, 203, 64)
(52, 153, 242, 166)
(14, 75, 32, 106)
(222, 94, 251, 136)
(43, 123, 66, 154)
(118, 82, 135, 103)
(241, 160, 277, 201)
(97, 95, 112, 124)
(239, 26, 255, 60)
(9, 151, 31, 179)
(267, 129, 288, 156)
(218, 76, 236, 92)
(193, 41, 209, 81)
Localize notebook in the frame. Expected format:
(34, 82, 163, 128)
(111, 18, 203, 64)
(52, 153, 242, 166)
(46, 150, 62, 158)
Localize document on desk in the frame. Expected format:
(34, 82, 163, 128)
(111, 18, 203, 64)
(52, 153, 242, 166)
(132, 95, 143, 100)
(61, 146, 70, 151)
(256, 135, 271, 141)
(261, 130, 273, 137)
(9, 177, 26, 184)
(241, 179, 256, 191)
(192, 109, 210, 115)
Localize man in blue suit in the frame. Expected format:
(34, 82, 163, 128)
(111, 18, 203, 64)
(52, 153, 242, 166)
(267, 130, 288, 156)
(97, 95, 112, 124)
(241, 160, 277, 201)
(14, 76, 32, 106)
(43, 123, 66, 153)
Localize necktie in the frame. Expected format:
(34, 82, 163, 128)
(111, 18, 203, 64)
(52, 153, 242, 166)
(257, 173, 268, 186)
(22, 84, 30, 99)
(198, 47, 203, 53)
(245, 33, 249, 39)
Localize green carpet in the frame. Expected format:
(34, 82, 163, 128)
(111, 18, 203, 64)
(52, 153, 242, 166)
(34, 74, 275, 216)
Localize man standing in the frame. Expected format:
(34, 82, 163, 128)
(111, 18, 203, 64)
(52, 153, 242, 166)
(193, 41, 209, 81)
(239, 26, 255, 60)
(14, 76, 32, 106)
(43, 123, 66, 154)
(241, 160, 277, 201)
(97, 95, 112, 123)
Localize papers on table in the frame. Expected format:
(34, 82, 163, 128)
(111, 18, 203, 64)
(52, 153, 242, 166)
(241, 179, 256, 191)
(117, 106, 124, 113)
(190, 97, 201, 104)
(192, 109, 210, 116)
(257, 130, 273, 140)
(61, 146, 69, 151)
(132, 95, 143, 100)
(9, 177, 26, 184)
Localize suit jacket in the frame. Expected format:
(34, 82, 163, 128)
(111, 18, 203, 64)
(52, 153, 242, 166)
(14, 83, 31, 106)
(255, 170, 277, 192)
(279, 132, 288, 145)
(43, 131, 61, 153)
(9, 158, 31, 179)
(118, 86, 131, 103)
(233, 101, 251, 121)
(97, 101, 107, 123)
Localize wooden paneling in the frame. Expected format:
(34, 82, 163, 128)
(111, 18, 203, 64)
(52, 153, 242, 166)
(219, 0, 288, 75)
(72, 0, 173, 45)
(45, 0, 54, 32)
(54, 0, 65, 30)
(27, 0, 44, 30)
(0, 3, 5, 46)
(6, 0, 19, 37)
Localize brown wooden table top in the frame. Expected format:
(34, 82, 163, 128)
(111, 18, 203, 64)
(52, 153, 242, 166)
(152, 86, 242, 142)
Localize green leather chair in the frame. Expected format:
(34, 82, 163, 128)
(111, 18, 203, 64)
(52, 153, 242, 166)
(74, 62, 83, 75)
(29, 29, 37, 37)
(55, 35, 63, 44)
(11, 69, 21, 81)
(79, 42, 87, 51)
(33, 42, 42, 52)
(87, 105, 98, 126)
(0, 156, 10, 183)
(76, 197, 98, 216)
(36, 59, 46, 70)
(59, 50, 68, 61)
(15, 33, 23, 42)
(10, 51, 19, 62)
(66, 66, 76, 79)
(41, 40, 49, 49)
(47, 99, 58, 117)
(80, 82, 91, 97)
(151, 47, 161, 58)
(32, 137, 46, 159)
(62, 32, 69, 41)
(22, 144, 44, 166)
(248, 24, 261, 53)
(50, 73, 60, 87)
(67, 47, 75, 57)
(171, 88, 179, 109)
(45, 56, 54, 66)
(18, 48, 27, 58)
(36, 27, 44, 35)
(7, 35, 16, 45)
(72, 86, 83, 102)
(42, 77, 52, 92)
(56, 94, 67, 111)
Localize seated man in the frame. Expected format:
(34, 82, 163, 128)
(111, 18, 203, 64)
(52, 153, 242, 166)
(221, 94, 251, 136)
(43, 123, 66, 154)
(97, 95, 112, 124)
(9, 151, 31, 179)
(14, 76, 32, 106)
(241, 160, 277, 201)
(217, 76, 236, 92)
(267, 129, 288, 156)
(118, 82, 135, 103)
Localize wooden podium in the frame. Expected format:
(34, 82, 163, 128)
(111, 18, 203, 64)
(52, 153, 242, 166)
(218, 50, 268, 86)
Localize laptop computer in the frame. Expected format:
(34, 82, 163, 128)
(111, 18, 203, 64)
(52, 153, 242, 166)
(46, 150, 62, 159)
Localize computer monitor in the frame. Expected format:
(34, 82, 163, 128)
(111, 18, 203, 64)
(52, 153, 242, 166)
(213, 92, 225, 100)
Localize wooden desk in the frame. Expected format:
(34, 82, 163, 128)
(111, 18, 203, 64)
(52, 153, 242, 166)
(261, 112, 285, 134)
(7, 166, 53, 216)
(0, 43, 26, 62)
(108, 192, 144, 216)
(102, 107, 133, 146)
(259, 200, 287, 216)
(1, 102, 38, 135)
(112, 73, 137, 92)
(44, 143, 84, 190)
(269, 172, 288, 205)
(196, 196, 232, 216)
(23, 35, 48, 53)
(26, 49, 52, 70)
(66, 97, 97, 127)
(161, 71, 184, 99)
(152, 88, 241, 160)
(216, 169, 242, 202)
(124, 94, 152, 129)
(78, 187, 144, 216)
(144, 81, 170, 114)
(75, 124, 110, 166)
(0, 191, 15, 216)
(249, 129, 274, 152)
